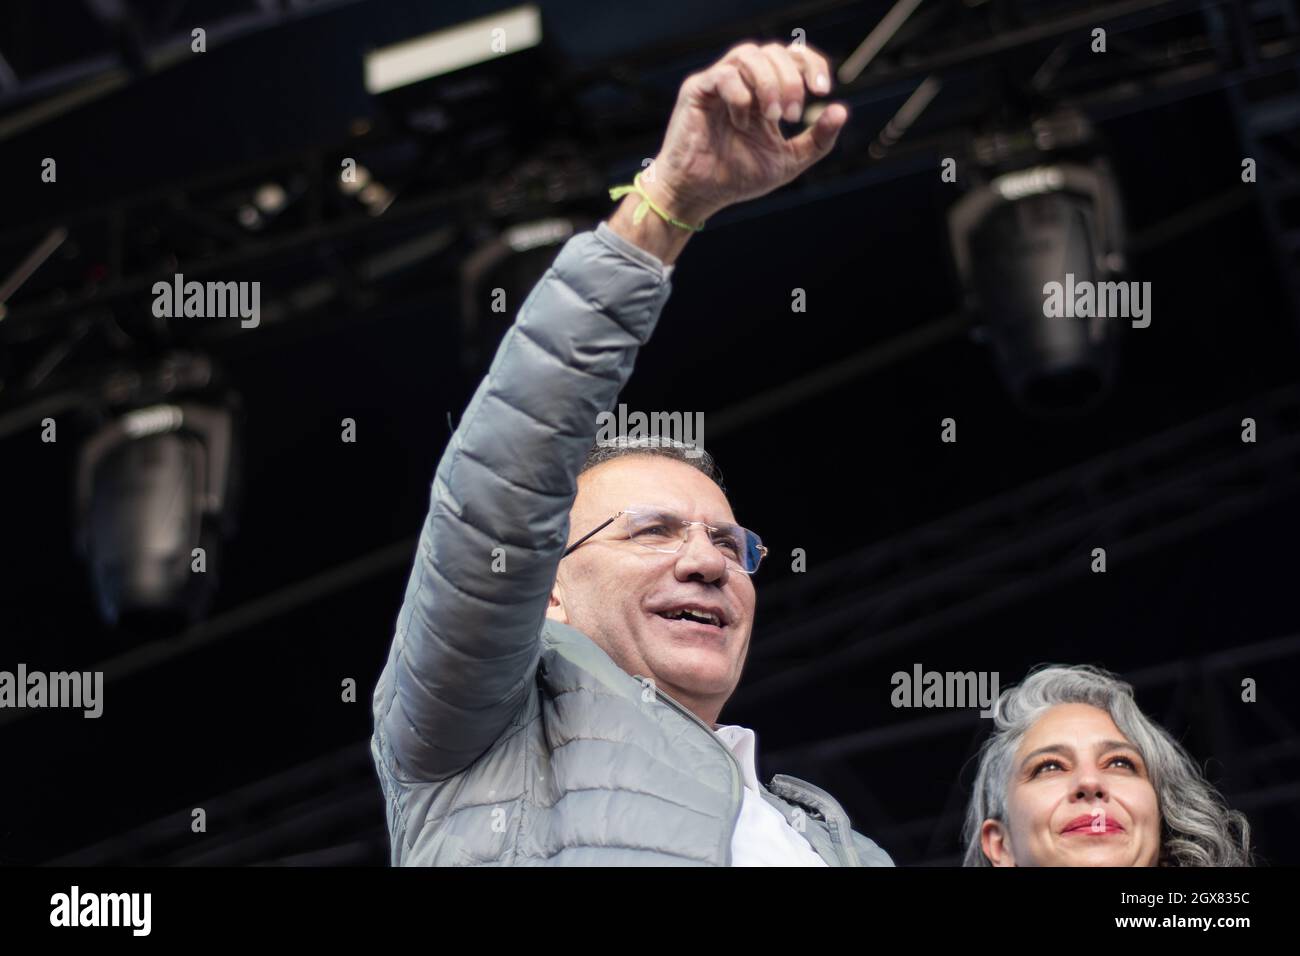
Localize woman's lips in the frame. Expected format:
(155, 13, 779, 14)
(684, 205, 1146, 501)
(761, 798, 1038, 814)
(1061, 813, 1125, 834)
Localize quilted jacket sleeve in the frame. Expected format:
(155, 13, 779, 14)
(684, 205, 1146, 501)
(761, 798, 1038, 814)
(372, 221, 675, 783)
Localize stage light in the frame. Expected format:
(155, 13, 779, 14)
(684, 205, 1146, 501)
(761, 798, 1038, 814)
(74, 357, 241, 632)
(358, 182, 393, 216)
(338, 164, 370, 195)
(363, 5, 542, 95)
(948, 112, 1129, 414)
(458, 149, 602, 372)
(237, 204, 262, 230)
(460, 215, 581, 372)
(254, 183, 287, 214)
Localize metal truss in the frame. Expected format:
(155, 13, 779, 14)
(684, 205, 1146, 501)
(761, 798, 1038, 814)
(4, 0, 1299, 415)
(1213, 0, 1300, 323)
(47, 741, 386, 866)
(736, 381, 1300, 706)
(0, 0, 367, 137)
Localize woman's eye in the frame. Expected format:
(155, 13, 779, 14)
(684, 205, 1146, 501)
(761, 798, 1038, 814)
(1031, 759, 1063, 776)
(1108, 756, 1138, 770)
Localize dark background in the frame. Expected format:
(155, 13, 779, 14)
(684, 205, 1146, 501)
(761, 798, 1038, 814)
(1, 0, 1298, 865)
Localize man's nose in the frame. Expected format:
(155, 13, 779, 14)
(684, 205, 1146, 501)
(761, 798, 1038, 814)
(673, 525, 728, 582)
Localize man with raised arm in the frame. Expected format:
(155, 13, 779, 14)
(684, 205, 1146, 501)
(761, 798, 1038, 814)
(371, 40, 893, 866)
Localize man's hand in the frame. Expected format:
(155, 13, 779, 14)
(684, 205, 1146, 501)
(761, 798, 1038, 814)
(608, 41, 848, 264)
(648, 41, 849, 223)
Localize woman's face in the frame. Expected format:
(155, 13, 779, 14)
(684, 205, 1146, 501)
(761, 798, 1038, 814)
(981, 703, 1162, 866)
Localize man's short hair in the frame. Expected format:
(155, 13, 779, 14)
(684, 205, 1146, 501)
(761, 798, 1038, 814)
(580, 437, 725, 494)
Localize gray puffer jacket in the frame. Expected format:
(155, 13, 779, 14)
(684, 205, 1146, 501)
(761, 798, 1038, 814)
(370, 221, 894, 866)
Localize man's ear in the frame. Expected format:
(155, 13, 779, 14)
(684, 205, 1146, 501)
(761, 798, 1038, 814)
(545, 577, 569, 624)
(981, 819, 1016, 867)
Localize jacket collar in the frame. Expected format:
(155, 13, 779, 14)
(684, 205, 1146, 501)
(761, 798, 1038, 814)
(541, 619, 861, 866)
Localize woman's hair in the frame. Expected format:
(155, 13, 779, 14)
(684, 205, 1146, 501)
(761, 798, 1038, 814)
(961, 664, 1252, 866)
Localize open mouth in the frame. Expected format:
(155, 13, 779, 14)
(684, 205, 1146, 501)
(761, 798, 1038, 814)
(653, 605, 727, 636)
(656, 608, 723, 627)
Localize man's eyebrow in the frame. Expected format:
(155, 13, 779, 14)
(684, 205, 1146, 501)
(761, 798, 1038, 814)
(640, 506, 737, 526)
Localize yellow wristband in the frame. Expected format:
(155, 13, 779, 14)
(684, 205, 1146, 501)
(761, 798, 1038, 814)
(608, 171, 706, 232)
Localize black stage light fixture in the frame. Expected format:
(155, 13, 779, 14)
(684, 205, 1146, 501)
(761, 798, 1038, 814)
(459, 147, 602, 372)
(948, 110, 1129, 414)
(74, 354, 242, 632)
(459, 216, 586, 372)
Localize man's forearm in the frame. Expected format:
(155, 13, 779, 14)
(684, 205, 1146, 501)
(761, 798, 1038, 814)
(605, 174, 710, 266)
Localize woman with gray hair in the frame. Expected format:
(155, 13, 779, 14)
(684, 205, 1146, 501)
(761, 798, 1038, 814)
(963, 664, 1252, 866)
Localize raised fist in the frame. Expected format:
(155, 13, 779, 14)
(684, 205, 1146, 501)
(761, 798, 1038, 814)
(644, 40, 849, 224)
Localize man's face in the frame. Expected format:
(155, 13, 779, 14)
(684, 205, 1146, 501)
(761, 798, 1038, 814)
(546, 455, 757, 726)
(981, 703, 1162, 867)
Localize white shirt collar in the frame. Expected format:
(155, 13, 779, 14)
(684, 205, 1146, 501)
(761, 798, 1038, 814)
(713, 724, 763, 793)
